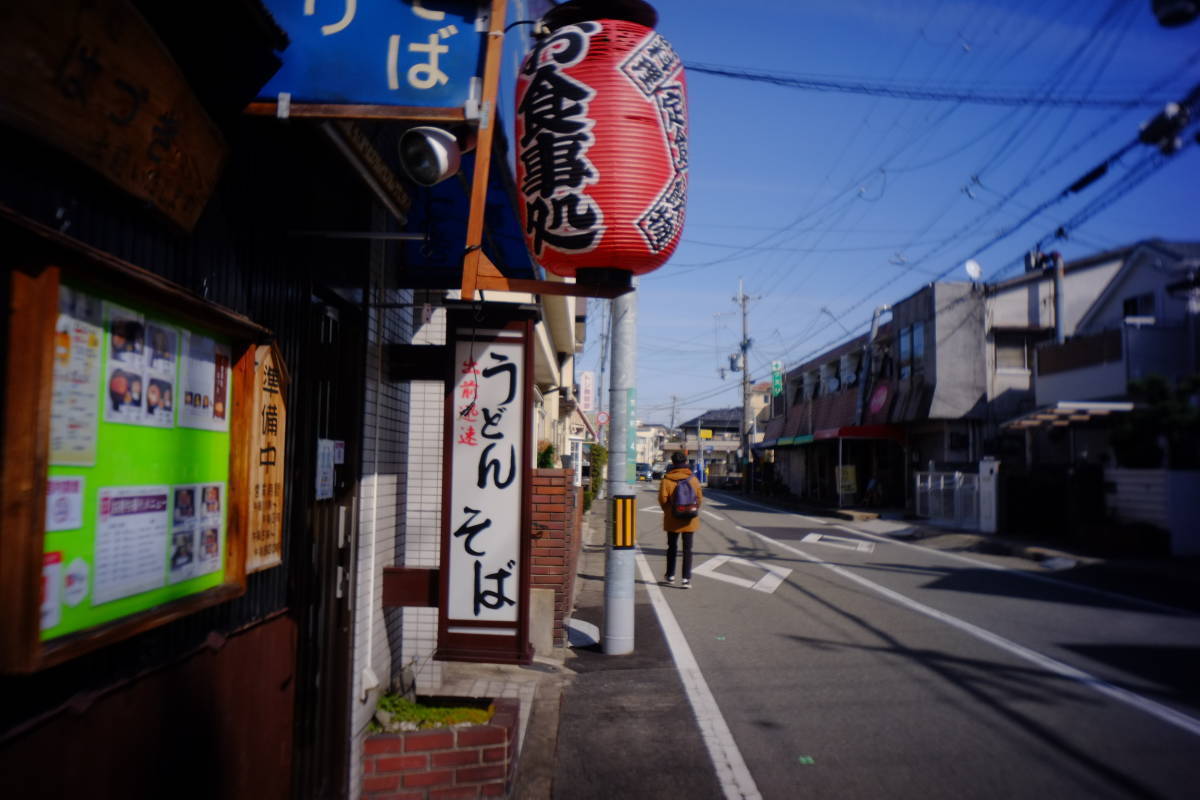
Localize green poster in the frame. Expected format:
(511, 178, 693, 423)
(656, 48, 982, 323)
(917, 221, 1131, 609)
(41, 285, 233, 641)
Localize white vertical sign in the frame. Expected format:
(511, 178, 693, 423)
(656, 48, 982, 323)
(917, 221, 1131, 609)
(447, 335, 524, 625)
(579, 370, 595, 413)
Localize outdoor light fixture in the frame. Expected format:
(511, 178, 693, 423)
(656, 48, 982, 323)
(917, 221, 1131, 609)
(398, 126, 464, 187)
(1151, 0, 1199, 27)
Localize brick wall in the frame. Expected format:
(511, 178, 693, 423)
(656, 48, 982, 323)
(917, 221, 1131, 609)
(361, 698, 518, 799)
(531, 469, 584, 648)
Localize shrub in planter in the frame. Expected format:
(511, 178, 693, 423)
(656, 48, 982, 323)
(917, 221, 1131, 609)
(363, 696, 519, 799)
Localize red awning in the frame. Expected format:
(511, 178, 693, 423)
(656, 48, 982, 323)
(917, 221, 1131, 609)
(813, 425, 905, 442)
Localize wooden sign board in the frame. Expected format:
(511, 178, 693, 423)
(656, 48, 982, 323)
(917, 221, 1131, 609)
(238, 344, 289, 573)
(437, 310, 534, 665)
(0, 0, 226, 231)
(0, 215, 274, 673)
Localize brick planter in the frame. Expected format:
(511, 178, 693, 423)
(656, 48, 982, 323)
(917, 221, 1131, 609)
(362, 698, 519, 799)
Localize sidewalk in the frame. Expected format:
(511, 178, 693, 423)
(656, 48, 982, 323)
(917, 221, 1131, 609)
(532, 497, 724, 800)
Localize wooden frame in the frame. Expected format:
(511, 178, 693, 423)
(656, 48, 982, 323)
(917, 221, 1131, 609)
(0, 207, 273, 673)
(435, 307, 535, 665)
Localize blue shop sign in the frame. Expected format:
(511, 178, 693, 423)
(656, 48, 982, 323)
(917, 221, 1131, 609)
(260, 1, 486, 108)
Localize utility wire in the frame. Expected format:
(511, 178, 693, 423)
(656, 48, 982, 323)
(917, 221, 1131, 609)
(685, 62, 1169, 109)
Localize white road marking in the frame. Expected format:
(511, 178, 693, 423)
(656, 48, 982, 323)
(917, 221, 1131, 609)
(692, 555, 793, 594)
(701, 509, 724, 521)
(744, 529, 1200, 739)
(801, 532, 876, 553)
(634, 549, 763, 800)
(712, 491, 1189, 616)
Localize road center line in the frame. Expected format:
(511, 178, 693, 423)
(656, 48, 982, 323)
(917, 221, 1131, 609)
(634, 549, 762, 800)
(742, 528, 1200, 739)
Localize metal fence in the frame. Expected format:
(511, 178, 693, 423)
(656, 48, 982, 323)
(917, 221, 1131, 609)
(914, 471, 979, 530)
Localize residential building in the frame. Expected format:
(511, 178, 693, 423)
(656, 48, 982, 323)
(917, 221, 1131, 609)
(637, 423, 670, 466)
(757, 242, 1178, 515)
(1002, 241, 1200, 553)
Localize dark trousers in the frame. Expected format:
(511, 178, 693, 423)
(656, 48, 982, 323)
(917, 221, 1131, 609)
(666, 531, 694, 579)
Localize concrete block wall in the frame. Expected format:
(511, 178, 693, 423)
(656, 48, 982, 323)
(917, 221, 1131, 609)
(531, 469, 583, 648)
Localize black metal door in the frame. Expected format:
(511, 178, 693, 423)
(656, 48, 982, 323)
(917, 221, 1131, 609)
(291, 290, 364, 800)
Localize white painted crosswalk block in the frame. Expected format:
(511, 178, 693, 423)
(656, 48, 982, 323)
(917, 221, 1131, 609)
(692, 555, 793, 594)
(801, 532, 875, 552)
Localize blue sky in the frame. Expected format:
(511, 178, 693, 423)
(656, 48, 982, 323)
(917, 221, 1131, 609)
(565, 0, 1200, 427)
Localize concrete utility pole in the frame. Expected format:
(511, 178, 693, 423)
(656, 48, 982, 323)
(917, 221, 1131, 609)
(604, 282, 637, 655)
(736, 279, 754, 493)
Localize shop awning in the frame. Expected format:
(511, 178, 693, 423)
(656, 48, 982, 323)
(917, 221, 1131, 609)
(762, 426, 902, 449)
(814, 424, 905, 441)
(1002, 401, 1134, 430)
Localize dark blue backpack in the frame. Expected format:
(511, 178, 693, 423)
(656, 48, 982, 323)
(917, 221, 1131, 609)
(671, 476, 699, 519)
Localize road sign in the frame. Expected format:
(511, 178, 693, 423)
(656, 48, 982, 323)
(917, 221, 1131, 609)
(597, 411, 610, 425)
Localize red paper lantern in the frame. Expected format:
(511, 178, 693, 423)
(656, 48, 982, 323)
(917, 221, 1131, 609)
(515, 16, 688, 279)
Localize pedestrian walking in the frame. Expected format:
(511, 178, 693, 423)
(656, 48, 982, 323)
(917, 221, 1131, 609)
(658, 451, 703, 588)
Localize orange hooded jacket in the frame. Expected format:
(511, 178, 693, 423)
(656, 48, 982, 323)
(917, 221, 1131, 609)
(658, 466, 703, 533)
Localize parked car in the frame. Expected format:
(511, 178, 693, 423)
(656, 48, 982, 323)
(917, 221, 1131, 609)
(636, 462, 652, 481)
(651, 461, 667, 478)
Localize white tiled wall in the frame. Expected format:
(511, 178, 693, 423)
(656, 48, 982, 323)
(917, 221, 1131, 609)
(347, 238, 415, 800)
(403, 307, 447, 693)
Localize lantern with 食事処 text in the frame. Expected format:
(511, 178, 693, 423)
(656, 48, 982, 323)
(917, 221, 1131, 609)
(515, 1, 688, 284)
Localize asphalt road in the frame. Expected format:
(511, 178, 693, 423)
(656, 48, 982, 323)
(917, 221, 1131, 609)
(634, 486, 1200, 800)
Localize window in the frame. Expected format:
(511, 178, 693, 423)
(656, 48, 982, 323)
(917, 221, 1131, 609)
(912, 321, 925, 366)
(899, 325, 912, 379)
(995, 331, 1032, 370)
(875, 344, 894, 378)
(840, 353, 859, 387)
(1123, 293, 1154, 318)
(805, 371, 820, 399)
(821, 363, 840, 394)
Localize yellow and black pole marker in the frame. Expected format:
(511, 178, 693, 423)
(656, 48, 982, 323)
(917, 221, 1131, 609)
(611, 494, 637, 549)
(604, 492, 637, 654)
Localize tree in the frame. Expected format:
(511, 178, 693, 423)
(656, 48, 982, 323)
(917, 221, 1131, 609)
(1111, 375, 1200, 469)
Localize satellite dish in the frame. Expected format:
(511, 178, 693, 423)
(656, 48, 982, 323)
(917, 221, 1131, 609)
(964, 259, 982, 281)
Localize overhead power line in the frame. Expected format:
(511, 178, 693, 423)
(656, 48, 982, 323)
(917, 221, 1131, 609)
(685, 62, 1170, 109)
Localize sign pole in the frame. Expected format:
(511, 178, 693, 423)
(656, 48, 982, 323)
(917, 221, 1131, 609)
(603, 279, 637, 655)
(459, 0, 508, 302)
